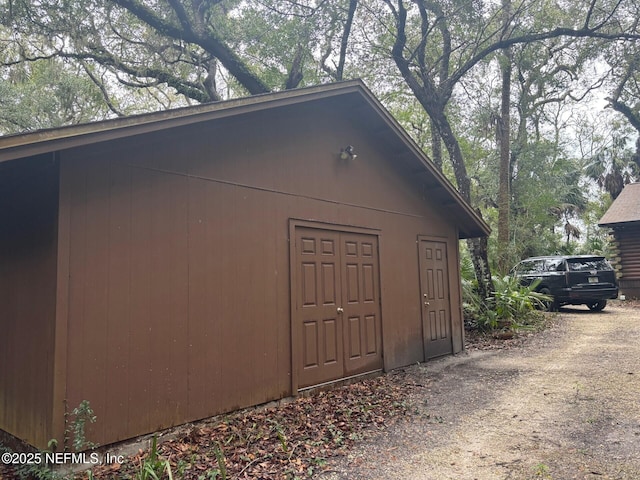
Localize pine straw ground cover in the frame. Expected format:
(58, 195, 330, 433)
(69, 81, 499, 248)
(84, 372, 427, 480)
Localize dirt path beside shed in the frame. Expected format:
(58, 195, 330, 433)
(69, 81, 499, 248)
(322, 304, 640, 480)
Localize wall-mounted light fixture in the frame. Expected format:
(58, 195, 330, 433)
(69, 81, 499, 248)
(339, 145, 357, 161)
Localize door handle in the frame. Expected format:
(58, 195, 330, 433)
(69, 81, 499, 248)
(337, 307, 344, 314)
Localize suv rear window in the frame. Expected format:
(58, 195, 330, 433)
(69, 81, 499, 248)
(566, 258, 611, 272)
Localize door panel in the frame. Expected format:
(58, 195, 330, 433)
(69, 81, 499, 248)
(294, 227, 382, 389)
(419, 239, 453, 359)
(347, 316, 362, 358)
(296, 229, 344, 388)
(341, 233, 382, 376)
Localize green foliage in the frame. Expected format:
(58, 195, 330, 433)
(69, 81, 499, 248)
(487, 139, 592, 264)
(67, 400, 97, 452)
(583, 125, 639, 200)
(461, 276, 483, 328)
(2, 0, 637, 295)
(463, 275, 550, 331)
(491, 276, 550, 323)
(136, 436, 174, 480)
(212, 442, 227, 480)
(0, 400, 99, 480)
(534, 462, 551, 478)
(0, 443, 60, 480)
(460, 248, 476, 283)
(0, 53, 111, 134)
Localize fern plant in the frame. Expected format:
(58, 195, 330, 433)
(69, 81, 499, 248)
(489, 276, 551, 327)
(465, 275, 551, 331)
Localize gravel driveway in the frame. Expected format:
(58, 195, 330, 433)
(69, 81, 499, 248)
(322, 303, 640, 480)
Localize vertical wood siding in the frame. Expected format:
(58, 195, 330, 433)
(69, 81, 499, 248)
(58, 105, 462, 446)
(0, 155, 58, 448)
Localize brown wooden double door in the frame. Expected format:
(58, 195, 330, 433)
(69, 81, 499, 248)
(419, 238, 453, 359)
(294, 227, 382, 389)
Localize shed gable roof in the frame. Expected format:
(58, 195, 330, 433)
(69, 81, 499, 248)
(598, 183, 640, 227)
(0, 80, 489, 238)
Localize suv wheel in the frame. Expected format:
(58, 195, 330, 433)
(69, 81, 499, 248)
(587, 300, 607, 312)
(539, 287, 557, 311)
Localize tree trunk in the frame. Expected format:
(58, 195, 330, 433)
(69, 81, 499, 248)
(388, 0, 493, 303)
(467, 237, 493, 304)
(430, 106, 494, 302)
(406, 87, 494, 305)
(430, 118, 443, 171)
(428, 106, 471, 199)
(497, 0, 514, 274)
(497, 47, 512, 274)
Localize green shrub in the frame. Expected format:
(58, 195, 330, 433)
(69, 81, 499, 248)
(463, 275, 551, 331)
(492, 276, 549, 321)
(461, 277, 482, 329)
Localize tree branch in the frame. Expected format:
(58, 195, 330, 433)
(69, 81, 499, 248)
(79, 60, 125, 117)
(112, 0, 271, 95)
(447, 25, 640, 92)
(166, 0, 195, 33)
(336, 0, 358, 80)
(63, 49, 213, 103)
(608, 98, 640, 133)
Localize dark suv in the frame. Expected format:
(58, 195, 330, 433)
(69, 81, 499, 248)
(511, 255, 618, 311)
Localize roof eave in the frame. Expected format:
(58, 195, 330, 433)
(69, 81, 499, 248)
(0, 81, 366, 164)
(598, 220, 640, 228)
(353, 92, 490, 239)
(0, 80, 490, 238)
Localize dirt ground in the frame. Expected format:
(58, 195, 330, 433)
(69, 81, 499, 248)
(320, 303, 640, 480)
(3, 304, 639, 480)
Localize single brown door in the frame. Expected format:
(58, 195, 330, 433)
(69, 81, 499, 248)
(294, 227, 382, 389)
(419, 238, 453, 359)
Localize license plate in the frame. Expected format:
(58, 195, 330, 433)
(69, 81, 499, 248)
(588, 277, 599, 283)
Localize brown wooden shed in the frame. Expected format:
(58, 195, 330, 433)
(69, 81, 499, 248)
(0, 80, 489, 450)
(599, 183, 640, 298)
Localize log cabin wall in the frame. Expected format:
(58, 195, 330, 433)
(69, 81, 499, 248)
(610, 225, 640, 298)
